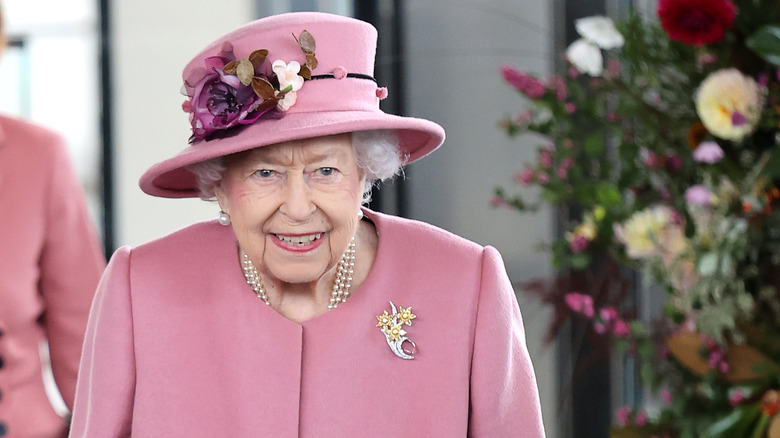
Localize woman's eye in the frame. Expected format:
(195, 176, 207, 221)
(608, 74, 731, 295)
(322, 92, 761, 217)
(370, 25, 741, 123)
(255, 169, 275, 178)
(317, 167, 335, 177)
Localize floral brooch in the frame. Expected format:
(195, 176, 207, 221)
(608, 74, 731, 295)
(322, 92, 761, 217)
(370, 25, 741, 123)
(376, 301, 417, 360)
(182, 30, 318, 141)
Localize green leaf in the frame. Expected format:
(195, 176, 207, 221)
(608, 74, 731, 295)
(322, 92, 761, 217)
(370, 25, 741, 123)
(584, 133, 605, 157)
(705, 403, 761, 438)
(746, 25, 780, 66)
(760, 144, 780, 178)
(570, 253, 591, 270)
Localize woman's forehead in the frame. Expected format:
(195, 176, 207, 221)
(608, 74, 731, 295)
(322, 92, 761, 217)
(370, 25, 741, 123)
(231, 134, 355, 166)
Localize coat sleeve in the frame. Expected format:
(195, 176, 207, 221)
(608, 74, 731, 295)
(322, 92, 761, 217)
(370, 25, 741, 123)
(39, 137, 106, 410)
(468, 246, 546, 437)
(70, 246, 135, 437)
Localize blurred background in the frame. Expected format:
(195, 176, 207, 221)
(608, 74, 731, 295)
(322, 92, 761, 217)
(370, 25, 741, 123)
(0, 0, 658, 436)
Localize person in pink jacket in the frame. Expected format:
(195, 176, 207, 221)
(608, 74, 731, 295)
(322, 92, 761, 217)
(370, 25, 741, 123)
(70, 12, 546, 437)
(0, 7, 106, 437)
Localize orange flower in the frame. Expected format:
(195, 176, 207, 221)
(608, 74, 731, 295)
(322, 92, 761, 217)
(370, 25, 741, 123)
(761, 390, 780, 417)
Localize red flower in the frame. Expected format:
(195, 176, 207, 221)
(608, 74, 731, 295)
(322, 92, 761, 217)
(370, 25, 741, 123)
(657, 0, 737, 46)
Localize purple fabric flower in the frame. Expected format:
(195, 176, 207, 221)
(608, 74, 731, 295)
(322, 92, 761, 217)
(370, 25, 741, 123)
(685, 185, 713, 205)
(693, 141, 725, 163)
(189, 68, 268, 139)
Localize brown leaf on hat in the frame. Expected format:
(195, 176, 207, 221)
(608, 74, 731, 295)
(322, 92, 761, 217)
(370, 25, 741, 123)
(294, 30, 318, 71)
(252, 77, 277, 100)
(249, 49, 268, 72)
(235, 59, 256, 86)
(223, 60, 239, 75)
(296, 30, 316, 53)
(299, 65, 312, 80)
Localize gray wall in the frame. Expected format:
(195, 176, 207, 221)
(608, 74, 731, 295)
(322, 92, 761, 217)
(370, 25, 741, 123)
(403, 1, 557, 435)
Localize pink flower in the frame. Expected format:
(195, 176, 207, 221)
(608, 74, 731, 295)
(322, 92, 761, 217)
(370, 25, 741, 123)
(643, 150, 666, 169)
(665, 154, 682, 172)
(546, 75, 568, 101)
(556, 158, 574, 179)
(562, 138, 574, 149)
(693, 141, 725, 163)
(539, 150, 554, 169)
(697, 52, 717, 66)
(594, 322, 608, 334)
(565, 292, 595, 318)
(514, 168, 536, 185)
(565, 102, 578, 113)
(500, 65, 546, 99)
(613, 319, 631, 337)
(616, 406, 632, 426)
(600, 307, 618, 322)
(525, 78, 547, 99)
(517, 110, 534, 123)
(568, 66, 581, 78)
(685, 185, 713, 205)
(661, 388, 673, 404)
(537, 173, 550, 184)
(606, 58, 623, 77)
(729, 388, 746, 406)
(635, 411, 648, 426)
(570, 235, 589, 253)
(490, 195, 506, 208)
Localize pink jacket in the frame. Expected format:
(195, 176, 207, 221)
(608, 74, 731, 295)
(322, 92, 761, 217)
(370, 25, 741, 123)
(71, 209, 545, 437)
(0, 114, 106, 437)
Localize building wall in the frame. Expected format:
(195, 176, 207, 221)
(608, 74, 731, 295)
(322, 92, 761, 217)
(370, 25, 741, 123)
(403, 1, 557, 435)
(112, 0, 252, 247)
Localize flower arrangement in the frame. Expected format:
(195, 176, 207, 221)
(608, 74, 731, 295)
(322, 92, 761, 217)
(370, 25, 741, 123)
(182, 30, 318, 141)
(495, 0, 780, 436)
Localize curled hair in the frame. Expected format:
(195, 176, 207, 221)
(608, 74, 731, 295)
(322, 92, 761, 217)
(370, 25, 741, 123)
(187, 130, 405, 203)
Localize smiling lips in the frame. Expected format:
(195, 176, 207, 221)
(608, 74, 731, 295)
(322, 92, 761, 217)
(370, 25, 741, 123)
(273, 232, 323, 250)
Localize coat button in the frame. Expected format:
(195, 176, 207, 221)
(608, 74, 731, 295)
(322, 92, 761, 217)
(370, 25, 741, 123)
(0, 421, 7, 436)
(0, 355, 4, 369)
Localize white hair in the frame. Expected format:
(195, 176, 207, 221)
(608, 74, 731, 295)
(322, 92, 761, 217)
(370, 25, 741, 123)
(187, 130, 405, 203)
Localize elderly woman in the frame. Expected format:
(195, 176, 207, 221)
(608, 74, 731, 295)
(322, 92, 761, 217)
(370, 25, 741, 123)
(70, 11, 545, 437)
(0, 6, 106, 437)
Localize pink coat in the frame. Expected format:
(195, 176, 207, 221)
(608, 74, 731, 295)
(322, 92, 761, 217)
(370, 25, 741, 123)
(0, 114, 106, 437)
(71, 209, 545, 437)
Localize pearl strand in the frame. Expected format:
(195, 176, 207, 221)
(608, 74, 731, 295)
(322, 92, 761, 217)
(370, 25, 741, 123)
(241, 236, 357, 310)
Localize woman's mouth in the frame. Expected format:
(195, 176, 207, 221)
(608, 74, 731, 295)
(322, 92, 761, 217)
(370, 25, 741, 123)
(273, 233, 322, 247)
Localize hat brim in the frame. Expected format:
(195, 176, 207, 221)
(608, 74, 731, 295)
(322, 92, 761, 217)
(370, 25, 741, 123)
(139, 110, 445, 198)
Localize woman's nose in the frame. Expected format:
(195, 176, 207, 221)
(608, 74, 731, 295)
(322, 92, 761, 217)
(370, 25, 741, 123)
(279, 175, 315, 220)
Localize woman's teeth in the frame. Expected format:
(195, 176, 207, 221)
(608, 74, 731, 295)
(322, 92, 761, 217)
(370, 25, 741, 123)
(276, 233, 322, 246)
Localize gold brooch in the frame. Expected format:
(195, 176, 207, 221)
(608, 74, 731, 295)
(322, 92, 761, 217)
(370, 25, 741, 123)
(376, 301, 417, 360)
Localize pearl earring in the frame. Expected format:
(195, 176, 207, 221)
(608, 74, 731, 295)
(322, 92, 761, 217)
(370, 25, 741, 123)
(218, 211, 231, 226)
(358, 209, 364, 219)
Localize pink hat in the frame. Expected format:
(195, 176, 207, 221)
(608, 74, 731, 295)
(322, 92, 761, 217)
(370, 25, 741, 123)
(139, 12, 445, 198)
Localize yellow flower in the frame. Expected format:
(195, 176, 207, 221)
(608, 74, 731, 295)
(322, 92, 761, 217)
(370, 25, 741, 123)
(384, 323, 407, 341)
(398, 306, 416, 326)
(695, 68, 765, 140)
(376, 311, 393, 328)
(614, 205, 675, 259)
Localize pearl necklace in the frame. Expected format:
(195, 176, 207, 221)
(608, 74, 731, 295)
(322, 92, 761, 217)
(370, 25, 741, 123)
(241, 237, 357, 310)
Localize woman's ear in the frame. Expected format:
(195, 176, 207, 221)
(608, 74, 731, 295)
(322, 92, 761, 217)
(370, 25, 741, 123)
(214, 184, 228, 214)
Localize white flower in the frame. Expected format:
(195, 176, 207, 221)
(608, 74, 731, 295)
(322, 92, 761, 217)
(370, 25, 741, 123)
(272, 60, 304, 92)
(695, 68, 765, 140)
(614, 205, 676, 259)
(566, 39, 603, 76)
(276, 90, 298, 111)
(575, 16, 624, 49)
